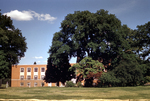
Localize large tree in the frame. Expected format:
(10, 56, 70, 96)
(0, 11, 27, 79)
(45, 9, 131, 84)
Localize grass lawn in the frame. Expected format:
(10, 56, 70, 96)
(0, 86, 150, 100)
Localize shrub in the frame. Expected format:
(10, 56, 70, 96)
(65, 81, 75, 87)
(144, 76, 150, 83)
(77, 82, 83, 87)
(98, 72, 120, 87)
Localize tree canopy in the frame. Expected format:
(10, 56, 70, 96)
(0, 11, 27, 79)
(45, 9, 150, 87)
(45, 9, 130, 83)
(49, 9, 131, 65)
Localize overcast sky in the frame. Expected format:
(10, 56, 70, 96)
(1, 0, 150, 65)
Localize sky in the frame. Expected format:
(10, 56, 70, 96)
(0, 0, 150, 65)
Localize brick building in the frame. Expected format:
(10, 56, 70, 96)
(11, 64, 57, 87)
(11, 64, 76, 87)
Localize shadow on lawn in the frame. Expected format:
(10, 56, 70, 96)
(0, 87, 6, 89)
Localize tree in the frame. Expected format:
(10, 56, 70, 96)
(137, 21, 150, 61)
(99, 53, 144, 87)
(128, 21, 150, 61)
(69, 57, 104, 86)
(45, 9, 132, 84)
(99, 71, 119, 87)
(114, 57, 143, 86)
(46, 9, 146, 87)
(126, 21, 150, 84)
(0, 50, 9, 79)
(0, 11, 27, 79)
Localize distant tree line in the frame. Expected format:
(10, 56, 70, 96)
(44, 9, 150, 87)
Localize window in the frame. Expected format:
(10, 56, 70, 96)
(41, 75, 45, 80)
(27, 82, 31, 87)
(27, 75, 31, 80)
(34, 68, 38, 72)
(20, 76, 24, 80)
(20, 82, 24, 86)
(27, 68, 31, 72)
(20, 68, 24, 72)
(34, 82, 38, 87)
(34, 75, 38, 80)
(41, 68, 45, 72)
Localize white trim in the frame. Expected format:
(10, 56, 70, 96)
(34, 67, 38, 72)
(11, 79, 44, 80)
(20, 67, 24, 77)
(34, 75, 38, 80)
(41, 67, 45, 78)
(41, 75, 45, 80)
(27, 75, 31, 80)
(27, 67, 31, 79)
(27, 67, 31, 72)
(20, 67, 24, 72)
(20, 75, 24, 80)
(34, 72, 38, 75)
(27, 72, 31, 75)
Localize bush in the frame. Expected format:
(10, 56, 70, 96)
(65, 81, 75, 87)
(144, 76, 150, 83)
(98, 72, 119, 87)
(77, 82, 83, 87)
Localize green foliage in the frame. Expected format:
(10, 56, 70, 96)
(144, 76, 150, 83)
(65, 81, 75, 87)
(99, 53, 144, 87)
(46, 9, 150, 87)
(129, 21, 150, 61)
(99, 72, 119, 87)
(69, 57, 104, 78)
(77, 82, 83, 87)
(48, 9, 128, 66)
(0, 50, 9, 79)
(114, 57, 143, 86)
(0, 11, 27, 79)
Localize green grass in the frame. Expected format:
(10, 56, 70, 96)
(0, 86, 150, 100)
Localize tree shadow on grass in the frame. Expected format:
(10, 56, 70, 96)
(0, 86, 6, 89)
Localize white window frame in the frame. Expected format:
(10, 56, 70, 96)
(41, 67, 45, 72)
(20, 68, 24, 72)
(27, 67, 31, 72)
(20, 75, 24, 80)
(41, 75, 45, 80)
(34, 75, 38, 80)
(27, 75, 31, 80)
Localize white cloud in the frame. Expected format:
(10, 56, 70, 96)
(3, 10, 33, 21)
(3, 10, 57, 22)
(33, 56, 43, 59)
